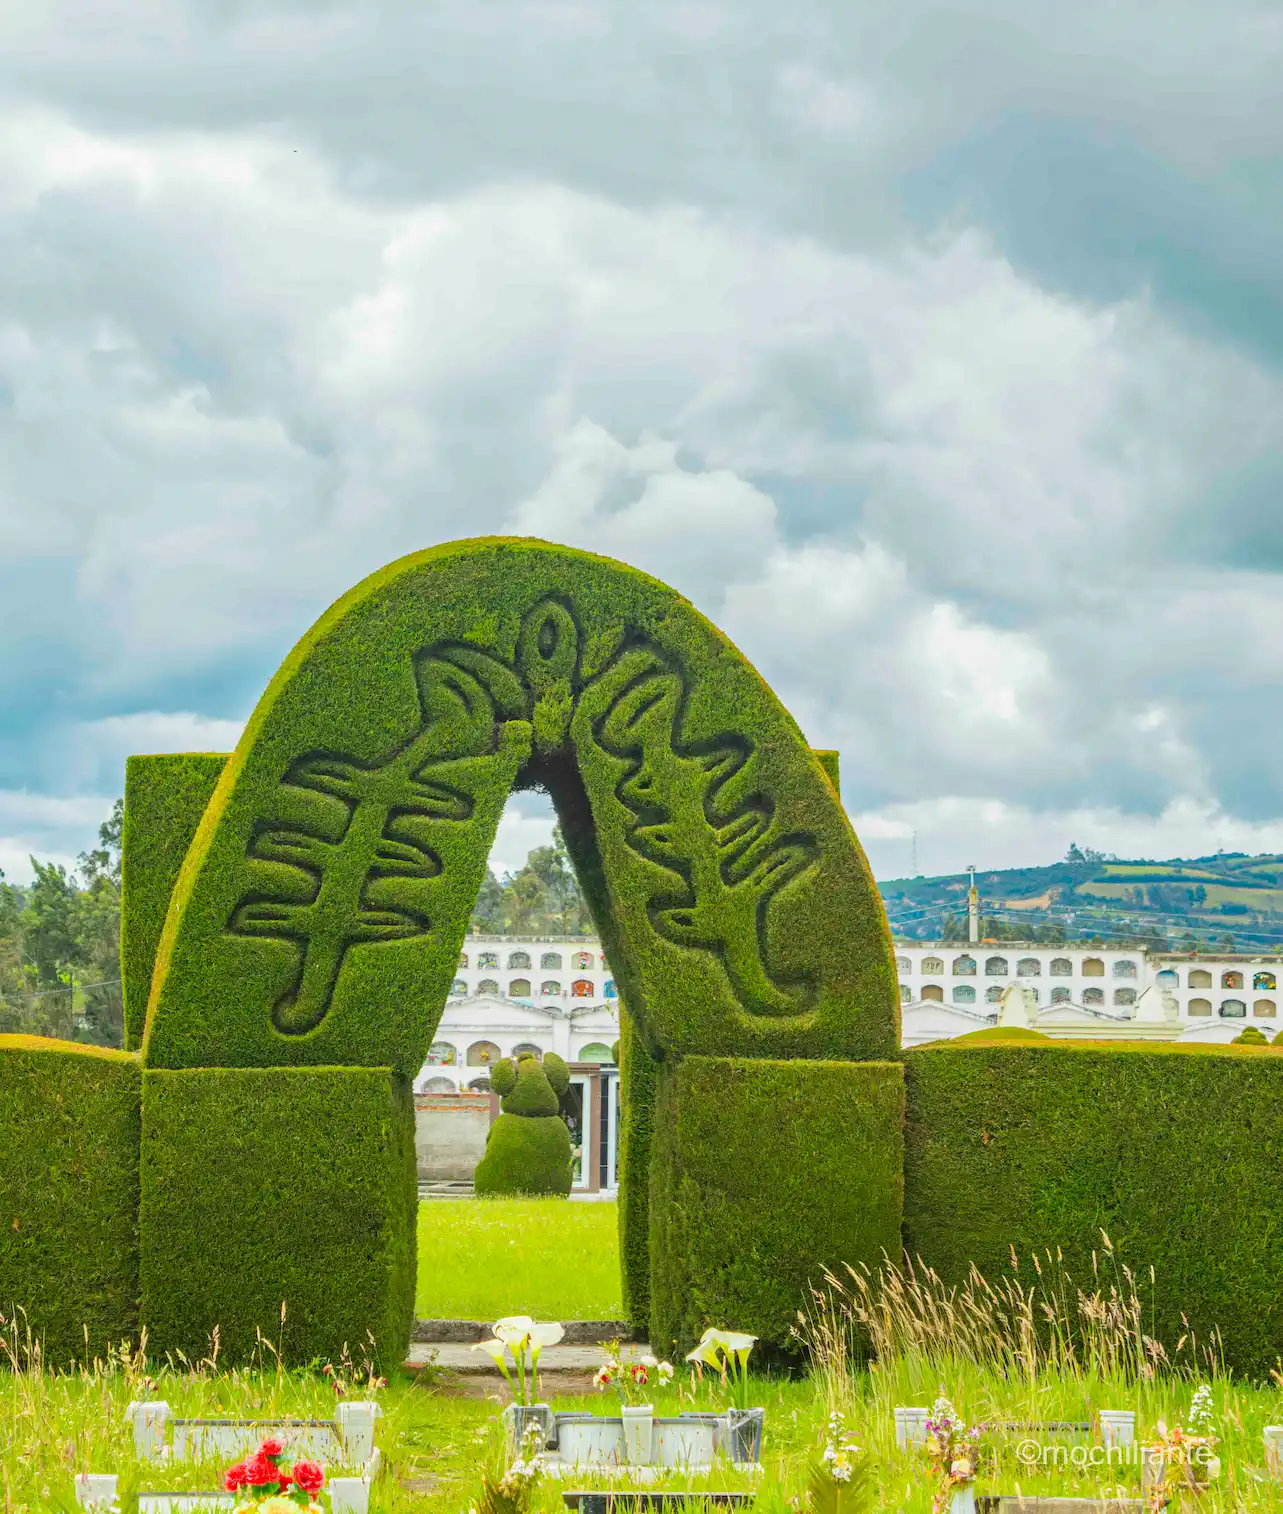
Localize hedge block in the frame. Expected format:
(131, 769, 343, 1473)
(0, 1036, 140, 1364)
(617, 1007, 658, 1335)
(142, 539, 898, 1078)
(904, 1039, 1283, 1379)
(648, 1055, 905, 1356)
(140, 1066, 415, 1370)
(121, 753, 228, 1050)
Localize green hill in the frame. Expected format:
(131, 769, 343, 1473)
(877, 849, 1283, 952)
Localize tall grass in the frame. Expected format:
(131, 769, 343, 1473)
(797, 1237, 1224, 1394)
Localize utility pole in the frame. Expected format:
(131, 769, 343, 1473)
(968, 864, 979, 944)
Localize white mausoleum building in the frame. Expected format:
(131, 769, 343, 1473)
(413, 935, 622, 1194)
(896, 942, 1283, 1048)
(413, 934, 1279, 1189)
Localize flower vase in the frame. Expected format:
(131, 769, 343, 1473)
(502, 1402, 554, 1456)
(948, 1485, 977, 1514)
(726, 1407, 765, 1464)
(620, 1405, 654, 1465)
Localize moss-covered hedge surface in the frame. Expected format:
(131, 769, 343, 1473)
(121, 754, 228, 1050)
(0, 1037, 140, 1363)
(143, 538, 897, 1077)
(617, 1007, 657, 1337)
(904, 1040, 1283, 1380)
(649, 1055, 905, 1357)
(140, 1066, 415, 1370)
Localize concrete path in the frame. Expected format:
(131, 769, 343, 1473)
(412, 1318, 632, 1345)
(406, 1340, 648, 1373)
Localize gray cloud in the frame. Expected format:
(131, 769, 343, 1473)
(0, 0, 1282, 883)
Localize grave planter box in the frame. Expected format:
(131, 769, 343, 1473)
(517, 1408, 763, 1474)
(74, 1402, 382, 1514)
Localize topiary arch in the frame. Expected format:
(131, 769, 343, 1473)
(141, 537, 898, 1073)
(123, 537, 904, 1362)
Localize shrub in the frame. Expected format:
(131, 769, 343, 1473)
(121, 754, 228, 1050)
(141, 540, 898, 1077)
(140, 1066, 415, 1370)
(903, 1039, 1283, 1378)
(616, 1008, 657, 1335)
(1230, 1025, 1269, 1045)
(474, 1055, 573, 1196)
(0, 1036, 140, 1364)
(950, 1026, 1052, 1045)
(648, 1056, 905, 1357)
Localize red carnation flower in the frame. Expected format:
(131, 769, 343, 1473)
(223, 1462, 247, 1492)
(260, 1437, 285, 1460)
(292, 1460, 324, 1494)
(244, 1451, 279, 1486)
(277, 1470, 293, 1492)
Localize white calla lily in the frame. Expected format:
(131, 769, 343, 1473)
(527, 1320, 565, 1379)
(494, 1314, 536, 1331)
(494, 1315, 535, 1348)
(471, 1337, 516, 1393)
(685, 1337, 723, 1367)
(709, 1329, 757, 1356)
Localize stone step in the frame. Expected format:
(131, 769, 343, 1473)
(412, 1318, 632, 1345)
(406, 1340, 648, 1373)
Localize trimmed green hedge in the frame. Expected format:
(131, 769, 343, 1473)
(143, 539, 897, 1077)
(648, 1055, 905, 1357)
(904, 1039, 1283, 1379)
(140, 1066, 415, 1370)
(121, 753, 228, 1050)
(950, 1026, 1053, 1045)
(0, 1037, 140, 1364)
(474, 1113, 574, 1197)
(812, 749, 840, 796)
(617, 1007, 657, 1335)
(474, 1054, 574, 1195)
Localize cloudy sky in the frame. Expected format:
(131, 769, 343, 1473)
(3, 0, 1283, 886)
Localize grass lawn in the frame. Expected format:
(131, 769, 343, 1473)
(415, 1197, 623, 1321)
(6, 1352, 1283, 1513)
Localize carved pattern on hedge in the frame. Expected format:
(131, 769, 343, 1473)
(227, 596, 818, 1034)
(228, 641, 526, 1035)
(583, 641, 819, 1017)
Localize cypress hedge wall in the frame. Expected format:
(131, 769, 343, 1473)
(0, 1037, 140, 1364)
(121, 753, 228, 1050)
(904, 1039, 1283, 1379)
(648, 1055, 905, 1357)
(140, 1066, 415, 1370)
(142, 538, 897, 1079)
(617, 1007, 658, 1337)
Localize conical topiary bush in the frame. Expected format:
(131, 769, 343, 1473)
(474, 1053, 574, 1196)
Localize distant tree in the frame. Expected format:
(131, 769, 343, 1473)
(1065, 843, 1085, 864)
(21, 860, 80, 990)
(468, 824, 593, 937)
(470, 868, 506, 932)
(0, 800, 125, 1045)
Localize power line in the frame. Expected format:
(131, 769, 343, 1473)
(0, 978, 122, 1004)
